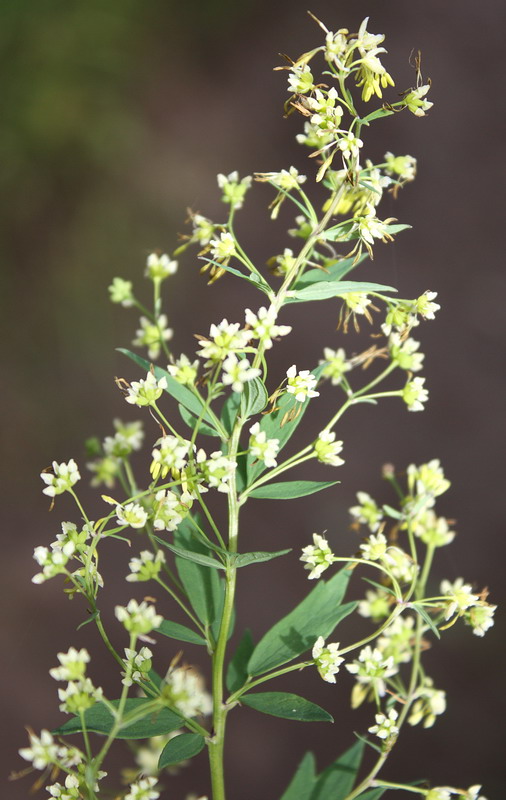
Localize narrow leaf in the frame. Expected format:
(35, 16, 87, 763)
(226, 629, 255, 692)
(311, 740, 364, 800)
(53, 699, 181, 740)
(413, 604, 441, 639)
(355, 790, 386, 799)
(290, 281, 396, 303)
(248, 568, 355, 676)
(248, 480, 339, 501)
(178, 404, 220, 437)
(157, 538, 225, 570)
(156, 619, 207, 646)
(231, 549, 291, 568)
(241, 692, 333, 723)
(118, 349, 221, 433)
(290, 254, 366, 294)
(173, 522, 225, 633)
(158, 732, 205, 768)
(279, 752, 317, 800)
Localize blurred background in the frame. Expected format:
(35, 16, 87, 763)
(3, 1, 505, 798)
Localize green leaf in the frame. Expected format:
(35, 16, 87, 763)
(118, 349, 222, 435)
(289, 255, 365, 297)
(156, 619, 207, 646)
(355, 790, 386, 800)
(248, 480, 339, 501)
(382, 504, 403, 520)
(240, 376, 269, 419)
(205, 260, 272, 295)
(383, 223, 411, 234)
(241, 692, 333, 723)
(158, 732, 205, 768)
(246, 364, 326, 484)
(279, 752, 317, 800)
(248, 568, 355, 676)
(157, 538, 225, 570)
(311, 740, 364, 800)
(289, 281, 397, 303)
(53, 699, 181, 740)
(231, 549, 291, 568)
(413, 603, 441, 639)
(178, 404, 220, 437)
(226, 629, 255, 692)
(221, 391, 242, 434)
(173, 523, 225, 636)
(361, 106, 395, 124)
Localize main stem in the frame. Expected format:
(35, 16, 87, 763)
(208, 422, 242, 800)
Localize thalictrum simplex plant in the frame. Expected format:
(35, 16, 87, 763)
(17, 15, 495, 800)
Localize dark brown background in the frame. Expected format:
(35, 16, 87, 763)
(3, 1, 505, 798)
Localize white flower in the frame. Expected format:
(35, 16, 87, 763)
(287, 64, 314, 94)
(122, 646, 153, 686)
(40, 460, 80, 497)
(152, 489, 193, 532)
(404, 84, 433, 116)
(368, 708, 399, 740)
(222, 354, 261, 393)
(350, 492, 383, 532)
(217, 171, 252, 210)
(163, 666, 212, 717)
(320, 347, 351, 385)
(346, 645, 397, 701)
(383, 546, 418, 584)
(314, 430, 344, 466)
(201, 451, 237, 493)
(412, 510, 455, 547)
(414, 290, 440, 319)
(49, 647, 90, 682)
(341, 292, 371, 314)
(358, 589, 391, 621)
(440, 578, 480, 620)
(167, 354, 199, 385)
(389, 333, 424, 372)
(301, 533, 335, 580)
(104, 419, 145, 458)
(337, 131, 363, 161)
(312, 636, 344, 683)
(124, 776, 160, 800)
(286, 365, 319, 402)
(358, 210, 393, 246)
(244, 306, 291, 349)
(116, 502, 148, 530)
(467, 603, 496, 637)
(256, 166, 307, 190)
(109, 277, 134, 307)
(151, 434, 191, 479)
(58, 678, 103, 714)
(145, 253, 177, 281)
(125, 372, 167, 407)
(407, 459, 450, 501)
(384, 152, 417, 182)
(402, 376, 429, 412)
(191, 213, 215, 245)
(209, 231, 236, 260)
(127, 549, 166, 582)
(360, 532, 388, 561)
(133, 316, 173, 360)
(115, 599, 163, 635)
(272, 248, 297, 275)
(197, 319, 252, 363)
(46, 774, 81, 799)
(249, 422, 279, 468)
(408, 678, 446, 728)
(19, 729, 60, 770)
(32, 545, 69, 584)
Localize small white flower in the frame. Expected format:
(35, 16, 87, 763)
(201, 451, 237, 493)
(467, 603, 496, 637)
(122, 646, 153, 686)
(244, 306, 291, 349)
(402, 376, 429, 412)
(40, 460, 80, 498)
(287, 64, 314, 94)
(115, 599, 163, 635)
(337, 131, 363, 161)
(124, 776, 160, 800)
(440, 578, 480, 620)
(404, 84, 433, 116)
(151, 434, 191, 479)
(320, 347, 351, 385)
(414, 291, 440, 319)
(197, 319, 252, 364)
(49, 647, 90, 682)
(389, 333, 424, 372)
(152, 489, 193, 532)
(286, 365, 319, 402)
(249, 422, 279, 468)
(210, 231, 236, 260)
(19, 729, 60, 770)
(127, 549, 166, 582)
(46, 773, 81, 799)
(116, 502, 148, 530)
(167, 354, 199, 385)
(384, 152, 417, 182)
(341, 292, 371, 315)
(407, 459, 450, 501)
(125, 372, 167, 407)
(163, 666, 212, 717)
(412, 510, 455, 548)
(109, 277, 134, 307)
(360, 532, 388, 561)
(222, 354, 261, 393)
(346, 645, 397, 701)
(133, 316, 173, 360)
(368, 708, 399, 740)
(312, 636, 344, 683)
(217, 172, 252, 210)
(301, 533, 335, 580)
(58, 678, 103, 714)
(145, 253, 177, 281)
(104, 419, 145, 458)
(350, 492, 383, 532)
(314, 430, 344, 466)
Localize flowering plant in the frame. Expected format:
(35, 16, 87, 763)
(17, 15, 494, 800)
